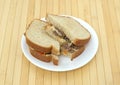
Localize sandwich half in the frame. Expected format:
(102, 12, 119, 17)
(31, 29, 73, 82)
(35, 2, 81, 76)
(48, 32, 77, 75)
(25, 19, 60, 65)
(45, 14, 91, 60)
(45, 24, 85, 60)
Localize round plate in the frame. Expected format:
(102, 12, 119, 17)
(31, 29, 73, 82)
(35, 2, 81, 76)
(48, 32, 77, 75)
(21, 15, 99, 72)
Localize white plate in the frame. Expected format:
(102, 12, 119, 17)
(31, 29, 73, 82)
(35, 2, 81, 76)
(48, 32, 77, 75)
(21, 15, 99, 72)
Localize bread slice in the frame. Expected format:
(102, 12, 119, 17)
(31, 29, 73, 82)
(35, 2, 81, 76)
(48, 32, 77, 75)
(29, 47, 59, 65)
(46, 14, 91, 46)
(25, 19, 60, 55)
(29, 47, 52, 62)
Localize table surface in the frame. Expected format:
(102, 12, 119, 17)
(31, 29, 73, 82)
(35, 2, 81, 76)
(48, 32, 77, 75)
(0, 0, 120, 85)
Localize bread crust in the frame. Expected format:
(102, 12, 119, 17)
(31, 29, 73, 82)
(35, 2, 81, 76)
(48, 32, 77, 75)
(24, 19, 52, 53)
(71, 46, 85, 60)
(25, 36, 52, 53)
(52, 55, 59, 65)
(61, 46, 85, 60)
(29, 48, 52, 62)
(73, 36, 91, 46)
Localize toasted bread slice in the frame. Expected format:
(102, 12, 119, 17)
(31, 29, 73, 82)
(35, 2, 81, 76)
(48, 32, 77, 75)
(29, 47, 52, 62)
(46, 14, 91, 46)
(25, 19, 60, 55)
(30, 47, 59, 65)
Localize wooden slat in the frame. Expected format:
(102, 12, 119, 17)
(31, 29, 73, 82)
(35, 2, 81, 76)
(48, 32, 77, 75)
(59, 0, 66, 14)
(46, 0, 53, 14)
(0, 0, 11, 61)
(40, 0, 47, 17)
(52, 72, 59, 85)
(59, 72, 67, 85)
(26, 0, 35, 26)
(34, 0, 41, 18)
(105, 0, 120, 84)
(77, 0, 85, 20)
(113, 0, 120, 72)
(74, 69, 82, 85)
(12, 0, 29, 85)
(0, 0, 5, 24)
(90, 0, 106, 85)
(71, 0, 78, 17)
(82, 64, 90, 85)
(114, 0, 120, 27)
(67, 71, 75, 85)
(28, 64, 36, 85)
(43, 70, 51, 85)
(20, 0, 35, 85)
(20, 57, 29, 85)
(0, 0, 13, 84)
(53, 0, 59, 14)
(89, 0, 99, 85)
(3, 0, 18, 85)
(35, 68, 44, 85)
(96, 0, 114, 85)
(65, 0, 71, 15)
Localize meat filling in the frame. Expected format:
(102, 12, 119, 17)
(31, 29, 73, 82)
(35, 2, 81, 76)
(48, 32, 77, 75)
(53, 27, 65, 38)
(52, 27, 80, 53)
(61, 43, 81, 53)
(53, 27, 70, 42)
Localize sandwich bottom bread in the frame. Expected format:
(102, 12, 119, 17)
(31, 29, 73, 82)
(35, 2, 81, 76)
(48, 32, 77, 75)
(29, 47, 59, 65)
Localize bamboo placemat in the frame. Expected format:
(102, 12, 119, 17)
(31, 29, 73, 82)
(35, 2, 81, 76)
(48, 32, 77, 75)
(0, 0, 120, 85)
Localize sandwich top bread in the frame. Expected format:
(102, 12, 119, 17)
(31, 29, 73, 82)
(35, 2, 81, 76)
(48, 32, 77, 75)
(25, 20, 60, 55)
(46, 14, 91, 46)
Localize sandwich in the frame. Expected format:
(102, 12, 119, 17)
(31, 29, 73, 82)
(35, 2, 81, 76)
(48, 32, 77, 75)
(24, 19, 60, 65)
(24, 14, 91, 65)
(45, 14, 91, 60)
